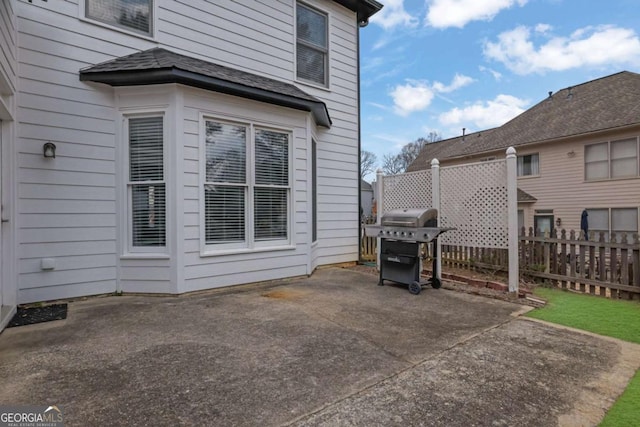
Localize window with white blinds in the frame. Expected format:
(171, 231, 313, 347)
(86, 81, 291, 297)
(86, 0, 152, 36)
(128, 116, 165, 248)
(203, 120, 290, 249)
(204, 121, 247, 244)
(296, 3, 328, 86)
(255, 130, 289, 240)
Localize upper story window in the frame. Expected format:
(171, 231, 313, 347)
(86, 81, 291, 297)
(517, 153, 539, 177)
(86, 0, 152, 36)
(296, 2, 328, 87)
(585, 138, 638, 181)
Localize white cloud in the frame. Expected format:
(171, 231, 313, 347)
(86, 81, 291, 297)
(370, 0, 418, 30)
(391, 80, 435, 116)
(535, 23, 552, 34)
(484, 24, 640, 74)
(390, 74, 474, 116)
(426, 0, 528, 29)
(438, 94, 529, 128)
(432, 73, 475, 93)
(478, 65, 502, 81)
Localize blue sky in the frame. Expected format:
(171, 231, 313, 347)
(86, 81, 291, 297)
(359, 0, 640, 180)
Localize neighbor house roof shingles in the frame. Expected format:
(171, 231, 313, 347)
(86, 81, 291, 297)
(408, 71, 640, 171)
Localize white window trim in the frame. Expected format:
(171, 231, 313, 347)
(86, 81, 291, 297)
(121, 111, 169, 256)
(585, 137, 640, 182)
(199, 113, 294, 256)
(79, 0, 158, 41)
(294, 1, 331, 90)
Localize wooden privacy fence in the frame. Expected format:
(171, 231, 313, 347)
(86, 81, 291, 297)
(360, 218, 377, 262)
(520, 228, 640, 299)
(361, 227, 640, 299)
(440, 245, 508, 271)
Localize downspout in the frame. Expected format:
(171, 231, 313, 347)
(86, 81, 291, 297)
(357, 17, 363, 263)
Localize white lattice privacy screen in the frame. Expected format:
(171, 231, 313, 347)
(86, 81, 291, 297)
(383, 170, 432, 212)
(439, 160, 508, 248)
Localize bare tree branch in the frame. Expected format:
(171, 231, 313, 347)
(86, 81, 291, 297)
(360, 150, 377, 180)
(381, 133, 442, 175)
(381, 153, 404, 175)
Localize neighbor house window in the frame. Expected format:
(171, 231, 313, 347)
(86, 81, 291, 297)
(296, 2, 328, 86)
(517, 209, 524, 234)
(612, 208, 638, 241)
(587, 208, 608, 241)
(586, 208, 638, 242)
(204, 119, 290, 250)
(128, 116, 165, 249)
(517, 153, 539, 176)
(86, 0, 152, 36)
(585, 138, 638, 180)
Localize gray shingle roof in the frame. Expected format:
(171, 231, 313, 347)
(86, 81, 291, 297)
(517, 188, 536, 203)
(80, 48, 331, 127)
(408, 71, 640, 171)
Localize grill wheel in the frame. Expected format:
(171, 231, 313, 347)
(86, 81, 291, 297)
(409, 281, 421, 295)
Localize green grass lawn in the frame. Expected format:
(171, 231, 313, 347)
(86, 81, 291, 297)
(525, 287, 640, 426)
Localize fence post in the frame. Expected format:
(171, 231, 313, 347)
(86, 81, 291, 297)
(506, 147, 519, 293)
(376, 168, 384, 271)
(431, 158, 441, 281)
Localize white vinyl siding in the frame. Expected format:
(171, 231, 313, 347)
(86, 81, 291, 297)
(0, 0, 17, 104)
(127, 115, 166, 250)
(202, 118, 291, 252)
(296, 2, 328, 86)
(15, 0, 360, 302)
(585, 138, 639, 180)
(85, 0, 153, 36)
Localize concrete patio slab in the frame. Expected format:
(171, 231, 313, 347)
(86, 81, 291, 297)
(0, 267, 637, 426)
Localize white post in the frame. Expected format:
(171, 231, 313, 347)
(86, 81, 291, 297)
(506, 147, 519, 293)
(431, 159, 442, 281)
(375, 169, 384, 271)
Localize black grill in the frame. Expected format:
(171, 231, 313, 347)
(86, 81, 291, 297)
(365, 208, 453, 295)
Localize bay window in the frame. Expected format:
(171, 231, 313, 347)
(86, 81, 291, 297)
(203, 119, 291, 251)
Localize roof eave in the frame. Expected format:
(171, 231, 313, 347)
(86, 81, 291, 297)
(80, 68, 332, 128)
(332, 0, 383, 23)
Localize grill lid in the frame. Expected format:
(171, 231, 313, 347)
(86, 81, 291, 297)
(381, 208, 437, 228)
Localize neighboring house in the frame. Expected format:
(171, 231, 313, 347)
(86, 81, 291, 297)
(407, 71, 640, 241)
(360, 180, 373, 220)
(0, 0, 382, 328)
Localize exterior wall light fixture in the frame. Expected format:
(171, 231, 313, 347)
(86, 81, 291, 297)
(555, 217, 561, 227)
(43, 142, 56, 158)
